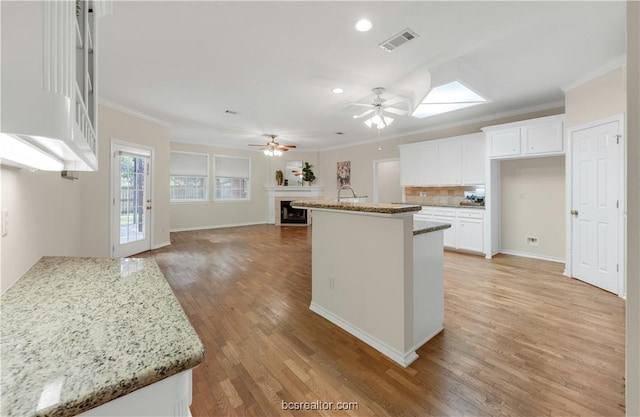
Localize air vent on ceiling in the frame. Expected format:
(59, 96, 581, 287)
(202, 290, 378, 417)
(378, 28, 419, 52)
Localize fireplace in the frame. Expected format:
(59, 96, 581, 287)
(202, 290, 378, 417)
(280, 201, 308, 224)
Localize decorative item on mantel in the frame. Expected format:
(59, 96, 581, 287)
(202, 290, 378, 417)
(302, 162, 316, 186)
(276, 170, 284, 186)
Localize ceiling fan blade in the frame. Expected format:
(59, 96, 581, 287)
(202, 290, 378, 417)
(353, 108, 375, 119)
(384, 107, 409, 116)
(347, 102, 374, 108)
(382, 96, 407, 107)
(249, 144, 265, 147)
(278, 145, 297, 149)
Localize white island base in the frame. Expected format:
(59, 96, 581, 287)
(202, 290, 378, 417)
(79, 370, 193, 416)
(298, 202, 448, 367)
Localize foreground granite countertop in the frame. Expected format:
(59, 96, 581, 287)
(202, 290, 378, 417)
(0, 257, 205, 417)
(292, 199, 422, 214)
(413, 220, 452, 236)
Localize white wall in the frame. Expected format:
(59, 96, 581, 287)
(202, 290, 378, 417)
(626, 1, 640, 414)
(500, 157, 565, 260)
(169, 141, 319, 231)
(0, 166, 83, 291)
(79, 103, 172, 256)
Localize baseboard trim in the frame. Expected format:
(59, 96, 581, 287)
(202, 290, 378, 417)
(309, 301, 418, 368)
(152, 241, 171, 250)
(498, 249, 565, 264)
(411, 327, 444, 353)
(170, 221, 267, 232)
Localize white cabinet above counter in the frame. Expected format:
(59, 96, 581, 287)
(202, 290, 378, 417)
(399, 132, 485, 186)
(483, 114, 565, 159)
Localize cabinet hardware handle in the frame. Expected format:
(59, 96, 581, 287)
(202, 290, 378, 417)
(146, 206, 152, 210)
(570, 209, 578, 216)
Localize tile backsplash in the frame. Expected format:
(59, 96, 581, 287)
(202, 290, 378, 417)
(405, 186, 482, 206)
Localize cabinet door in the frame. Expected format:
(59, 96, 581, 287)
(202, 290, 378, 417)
(523, 120, 564, 155)
(461, 134, 486, 184)
(420, 142, 439, 186)
(399, 146, 421, 186)
(457, 218, 484, 253)
(437, 139, 462, 185)
(488, 128, 521, 157)
(433, 216, 456, 248)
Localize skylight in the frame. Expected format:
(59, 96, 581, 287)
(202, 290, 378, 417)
(411, 81, 487, 118)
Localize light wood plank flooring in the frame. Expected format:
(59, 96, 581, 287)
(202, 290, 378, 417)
(139, 224, 625, 416)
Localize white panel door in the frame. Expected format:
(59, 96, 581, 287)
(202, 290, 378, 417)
(112, 143, 153, 258)
(571, 121, 620, 294)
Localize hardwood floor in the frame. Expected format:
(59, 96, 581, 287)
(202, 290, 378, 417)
(138, 225, 625, 416)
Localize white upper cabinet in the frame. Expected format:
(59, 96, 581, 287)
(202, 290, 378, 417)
(484, 114, 565, 159)
(461, 133, 486, 184)
(399, 133, 485, 187)
(487, 128, 521, 157)
(523, 120, 564, 155)
(400, 141, 438, 186)
(438, 139, 462, 185)
(1, 0, 111, 171)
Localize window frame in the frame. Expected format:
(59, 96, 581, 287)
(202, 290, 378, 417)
(213, 154, 251, 202)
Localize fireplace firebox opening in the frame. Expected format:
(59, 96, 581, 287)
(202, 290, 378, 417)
(280, 201, 308, 224)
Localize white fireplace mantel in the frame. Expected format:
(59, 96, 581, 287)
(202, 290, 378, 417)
(265, 186, 324, 224)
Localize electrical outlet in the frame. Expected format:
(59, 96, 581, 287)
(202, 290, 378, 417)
(2, 210, 8, 237)
(526, 236, 539, 246)
(329, 278, 335, 289)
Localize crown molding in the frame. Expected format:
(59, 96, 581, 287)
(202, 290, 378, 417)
(98, 98, 173, 128)
(562, 54, 627, 92)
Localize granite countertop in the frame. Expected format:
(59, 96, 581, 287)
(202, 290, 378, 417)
(292, 199, 422, 214)
(413, 220, 452, 236)
(0, 257, 205, 417)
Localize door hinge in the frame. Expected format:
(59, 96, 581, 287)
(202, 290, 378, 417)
(113, 197, 116, 206)
(616, 134, 621, 144)
(616, 264, 619, 272)
(616, 200, 619, 208)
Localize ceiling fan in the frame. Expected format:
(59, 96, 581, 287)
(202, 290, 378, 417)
(349, 87, 410, 128)
(249, 134, 296, 156)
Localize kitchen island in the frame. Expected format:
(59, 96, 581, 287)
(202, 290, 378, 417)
(0, 257, 205, 417)
(291, 200, 450, 367)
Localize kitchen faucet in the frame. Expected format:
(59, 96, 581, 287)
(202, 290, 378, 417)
(337, 185, 357, 202)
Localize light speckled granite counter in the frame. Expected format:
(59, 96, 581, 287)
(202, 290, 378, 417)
(0, 257, 205, 417)
(420, 204, 485, 210)
(413, 220, 452, 236)
(292, 199, 421, 214)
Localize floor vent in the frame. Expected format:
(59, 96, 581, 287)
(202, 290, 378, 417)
(379, 28, 419, 52)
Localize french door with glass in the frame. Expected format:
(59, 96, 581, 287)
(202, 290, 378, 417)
(111, 142, 152, 258)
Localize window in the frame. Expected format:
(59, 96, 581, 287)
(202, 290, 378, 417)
(170, 151, 209, 202)
(214, 155, 250, 201)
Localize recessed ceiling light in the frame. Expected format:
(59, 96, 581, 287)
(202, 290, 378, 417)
(332, 87, 344, 94)
(355, 19, 372, 32)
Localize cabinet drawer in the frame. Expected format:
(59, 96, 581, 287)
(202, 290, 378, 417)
(414, 214, 432, 222)
(418, 207, 434, 216)
(433, 208, 456, 217)
(457, 209, 484, 220)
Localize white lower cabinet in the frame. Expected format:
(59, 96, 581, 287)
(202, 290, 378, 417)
(416, 207, 484, 255)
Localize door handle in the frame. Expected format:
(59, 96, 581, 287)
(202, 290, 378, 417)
(571, 209, 579, 217)
(146, 206, 152, 210)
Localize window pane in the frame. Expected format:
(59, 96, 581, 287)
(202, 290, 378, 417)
(170, 175, 208, 202)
